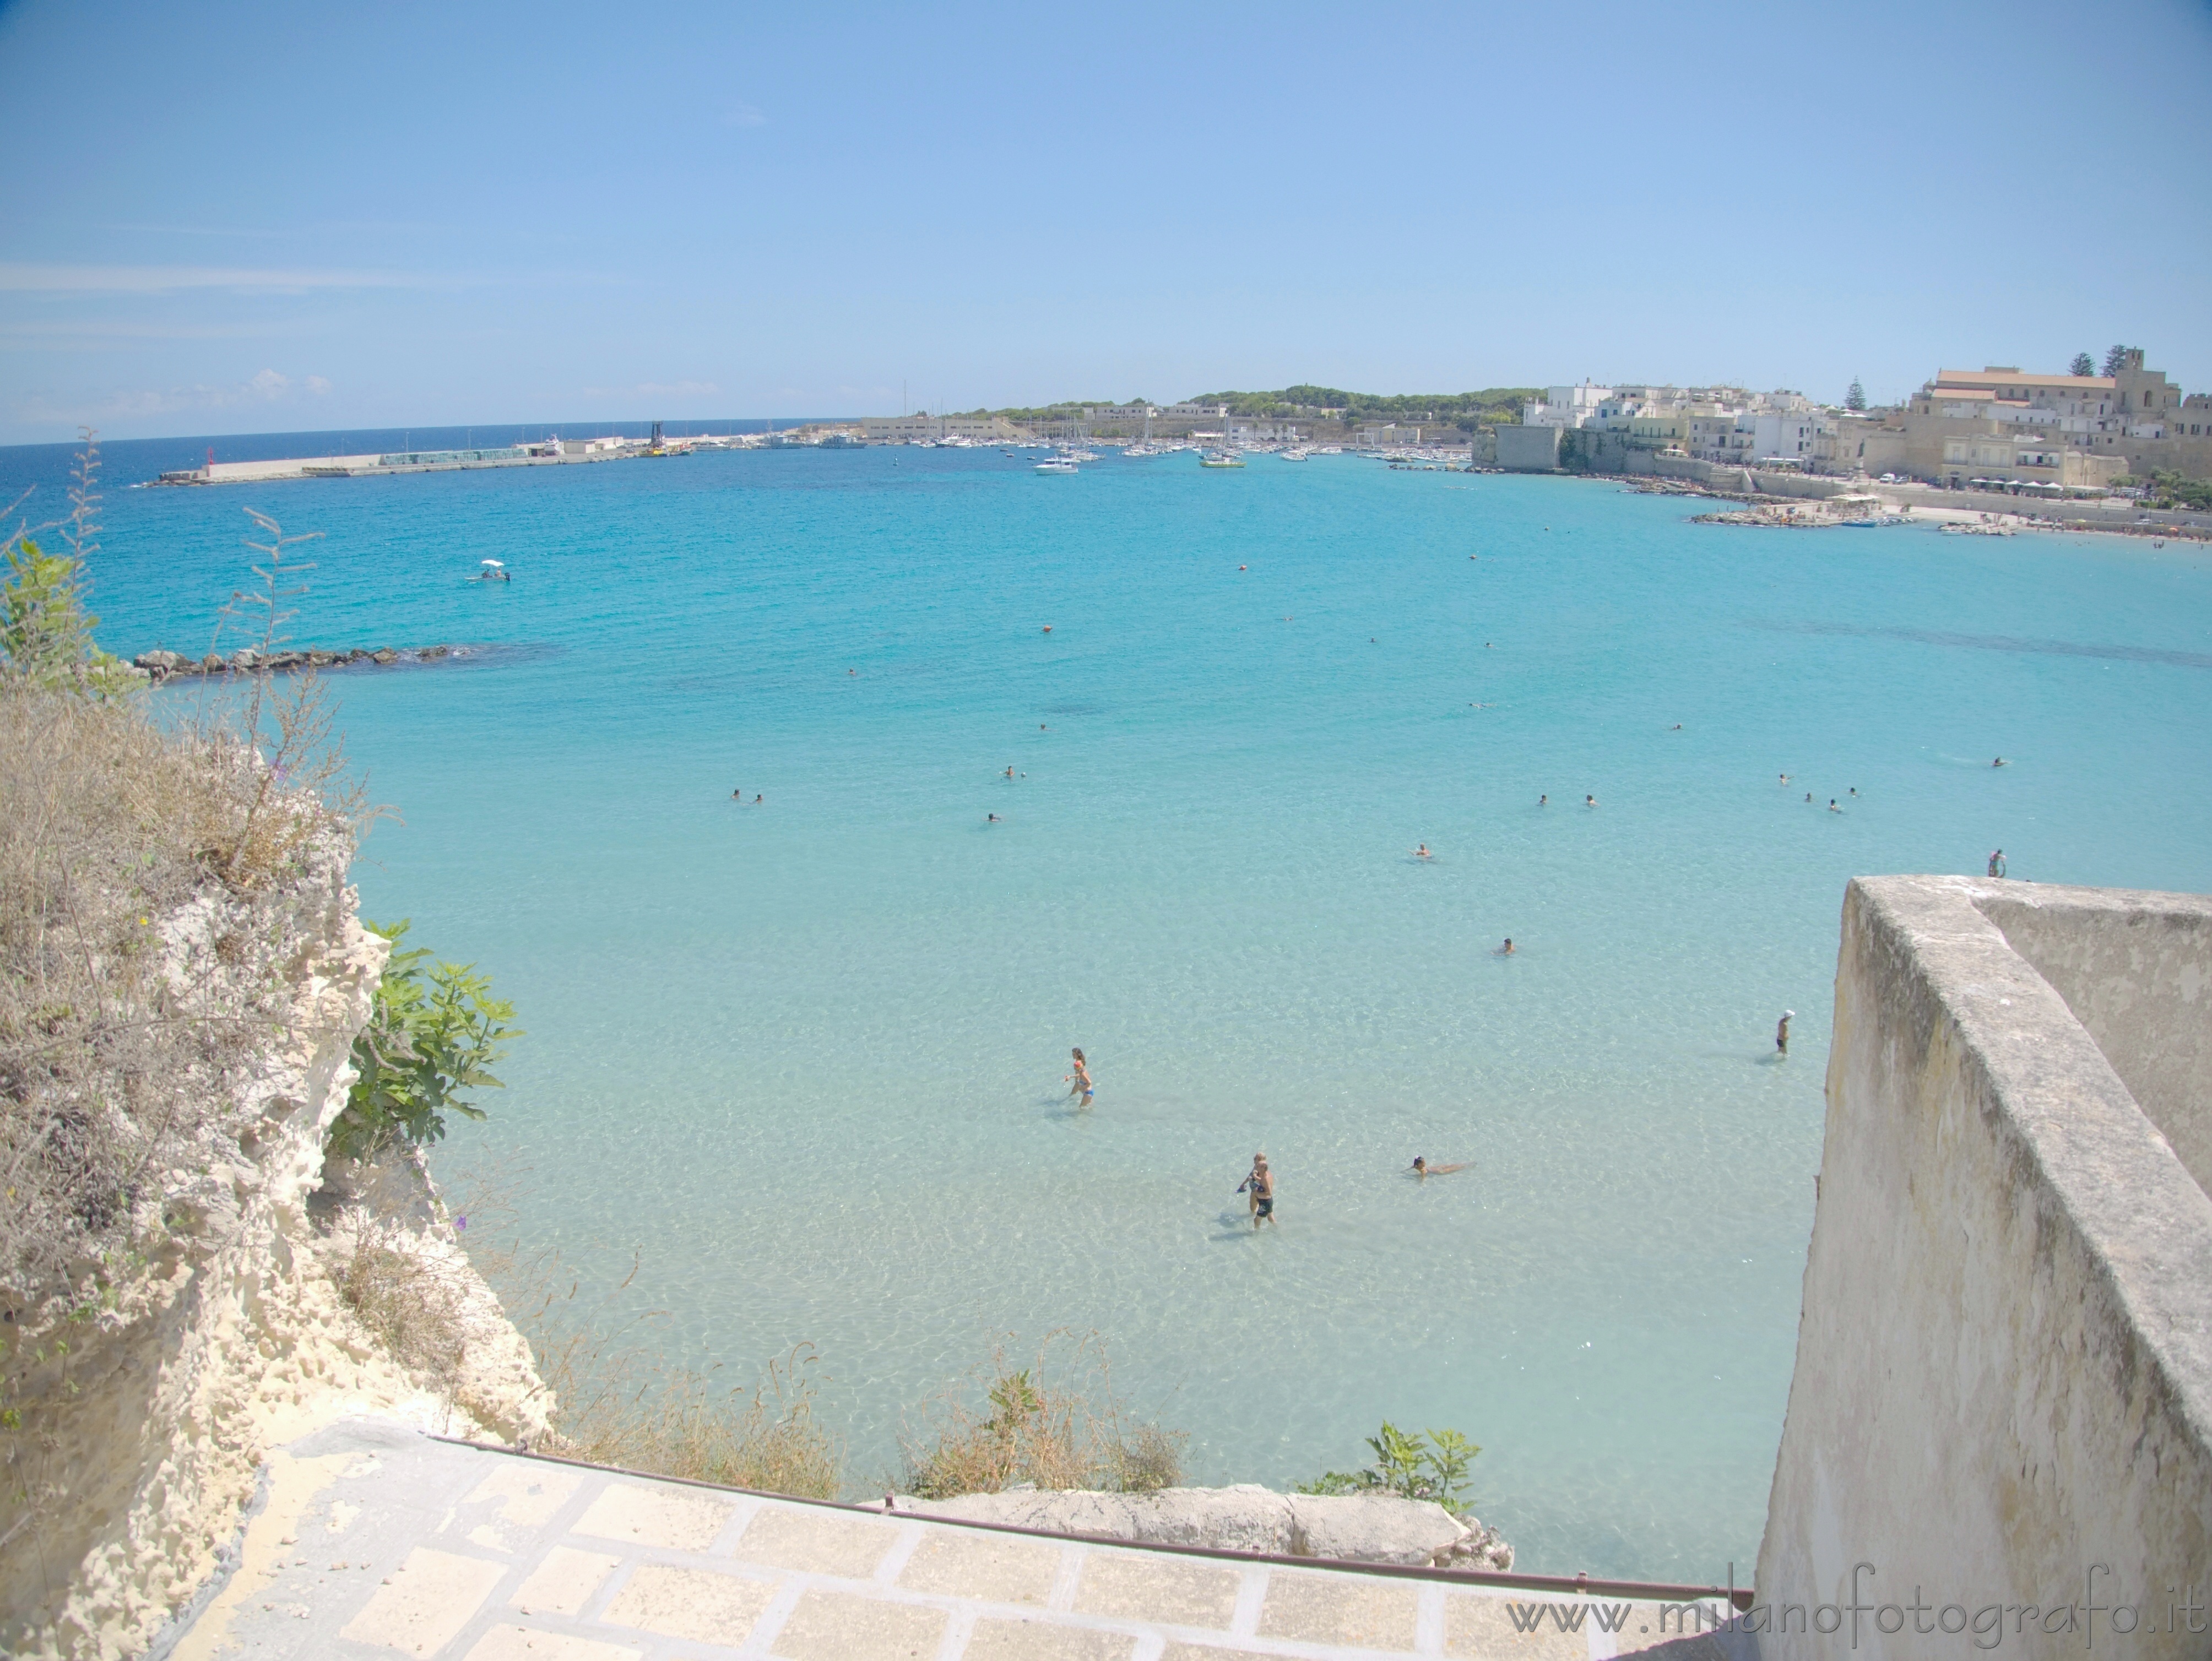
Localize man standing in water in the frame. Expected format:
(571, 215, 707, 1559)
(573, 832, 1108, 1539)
(1776, 1011, 1793, 1056)
(1239, 1154, 1275, 1228)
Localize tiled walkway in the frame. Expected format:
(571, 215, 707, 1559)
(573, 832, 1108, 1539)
(161, 1419, 1739, 1661)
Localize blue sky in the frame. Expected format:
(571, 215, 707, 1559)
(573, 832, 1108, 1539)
(2, 0, 2208, 443)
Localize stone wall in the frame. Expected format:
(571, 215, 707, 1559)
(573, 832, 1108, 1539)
(1755, 877, 2212, 1656)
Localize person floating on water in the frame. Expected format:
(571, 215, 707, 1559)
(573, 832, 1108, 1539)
(1777, 1011, 1793, 1055)
(1779, 773, 1790, 785)
(1238, 1154, 1275, 1228)
(1829, 799, 1842, 812)
(1585, 794, 1597, 807)
(1066, 1047, 1093, 1106)
(987, 813, 1000, 823)
(1993, 757, 2008, 768)
(1499, 938, 1515, 956)
(1414, 843, 1433, 859)
(1988, 849, 2007, 878)
(1849, 787, 1858, 797)
(1412, 1157, 1467, 1178)
(732, 786, 743, 800)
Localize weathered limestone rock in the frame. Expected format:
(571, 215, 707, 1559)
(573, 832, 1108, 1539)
(1, 825, 551, 1661)
(909, 1484, 1508, 1570)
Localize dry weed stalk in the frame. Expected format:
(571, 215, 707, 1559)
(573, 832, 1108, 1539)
(897, 1330, 1185, 1500)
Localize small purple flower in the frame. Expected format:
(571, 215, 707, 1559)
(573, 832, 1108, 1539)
(453, 1215, 467, 1232)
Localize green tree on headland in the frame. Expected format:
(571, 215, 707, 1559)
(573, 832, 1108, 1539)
(331, 920, 522, 1158)
(2070, 352, 2095, 378)
(1845, 378, 1867, 411)
(2102, 344, 2140, 378)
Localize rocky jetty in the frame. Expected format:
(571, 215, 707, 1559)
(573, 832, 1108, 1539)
(132, 645, 456, 681)
(903, 1484, 1514, 1572)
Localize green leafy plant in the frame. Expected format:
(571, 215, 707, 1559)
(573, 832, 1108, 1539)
(330, 919, 521, 1158)
(1297, 1420, 1482, 1511)
(1, 435, 131, 695)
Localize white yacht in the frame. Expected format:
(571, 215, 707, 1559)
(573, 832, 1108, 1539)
(1034, 456, 1080, 474)
(1199, 448, 1245, 469)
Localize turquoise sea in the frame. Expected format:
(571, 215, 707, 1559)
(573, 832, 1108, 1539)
(18, 433, 2212, 1582)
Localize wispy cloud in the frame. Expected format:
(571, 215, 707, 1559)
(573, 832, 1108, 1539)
(0, 264, 436, 294)
(9, 368, 334, 426)
(722, 101, 767, 128)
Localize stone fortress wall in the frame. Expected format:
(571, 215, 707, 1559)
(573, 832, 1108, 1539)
(1755, 877, 2212, 1658)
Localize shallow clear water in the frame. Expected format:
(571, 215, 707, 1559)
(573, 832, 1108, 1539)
(35, 438, 2212, 1582)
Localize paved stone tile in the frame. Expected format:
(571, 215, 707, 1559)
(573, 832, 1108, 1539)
(735, 1502, 901, 1578)
(599, 1562, 777, 1646)
(571, 1479, 736, 1552)
(1606, 1600, 1732, 1656)
(465, 1461, 585, 1529)
(1256, 1568, 1422, 1651)
(1073, 1550, 1242, 1630)
(511, 1545, 622, 1618)
(463, 1624, 643, 1661)
(897, 1529, 1061, 1605)
(963, 1614, 1138, 1660)
(1158, 1645, 1294, 1660)
(767, 1587, 948, 1659)
(338, 1545, 507, 1654)
(1445, 1592, 1590, 1658)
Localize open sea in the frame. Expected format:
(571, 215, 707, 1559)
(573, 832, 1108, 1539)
(13, 428, 2211, 1583)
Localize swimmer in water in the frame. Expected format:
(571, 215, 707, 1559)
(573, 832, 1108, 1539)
(1672, 723, 1683, 730)
(1066, 1047, 1093, 1105)
(1805, 792, 1814, 803)
(1499, 938, 1515, 955)
(1777, 1011, 1793, 1055)
(733, 787, 743, 799)
(987, 813, 1000, 823)
(1414, 843, 1433, 859)
(1411, 1157, 1467, 1177)
(1005, 766, 1015, 779)
(1848, 787, 1858, 796)
(1829, 799, 1842, 812)
(1538, 794, 1547, 806)
(1779, 773, 1791, 785)
(755, 794, 763, 804)
(1585, 794, 1597, 807)
(1993, 757, 2007, 767)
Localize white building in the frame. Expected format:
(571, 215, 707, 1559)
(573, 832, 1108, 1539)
(1521, 383, 1613, 429)
(1751, 411, 1820, 466)
(1229, 420, 1303, 443)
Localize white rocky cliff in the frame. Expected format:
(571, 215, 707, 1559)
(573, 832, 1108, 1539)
(0, 842, 550, 1661)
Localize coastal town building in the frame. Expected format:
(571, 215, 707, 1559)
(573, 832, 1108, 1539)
(1520, 383, 1611, 428)
(855, 414, 1025, 444)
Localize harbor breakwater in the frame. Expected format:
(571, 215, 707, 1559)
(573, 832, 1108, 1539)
(132, 644, 479, 680)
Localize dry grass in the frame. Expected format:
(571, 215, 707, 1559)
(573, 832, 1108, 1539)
(898, 1331, 1186, 1500)
(0, 681, 351, 1316)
